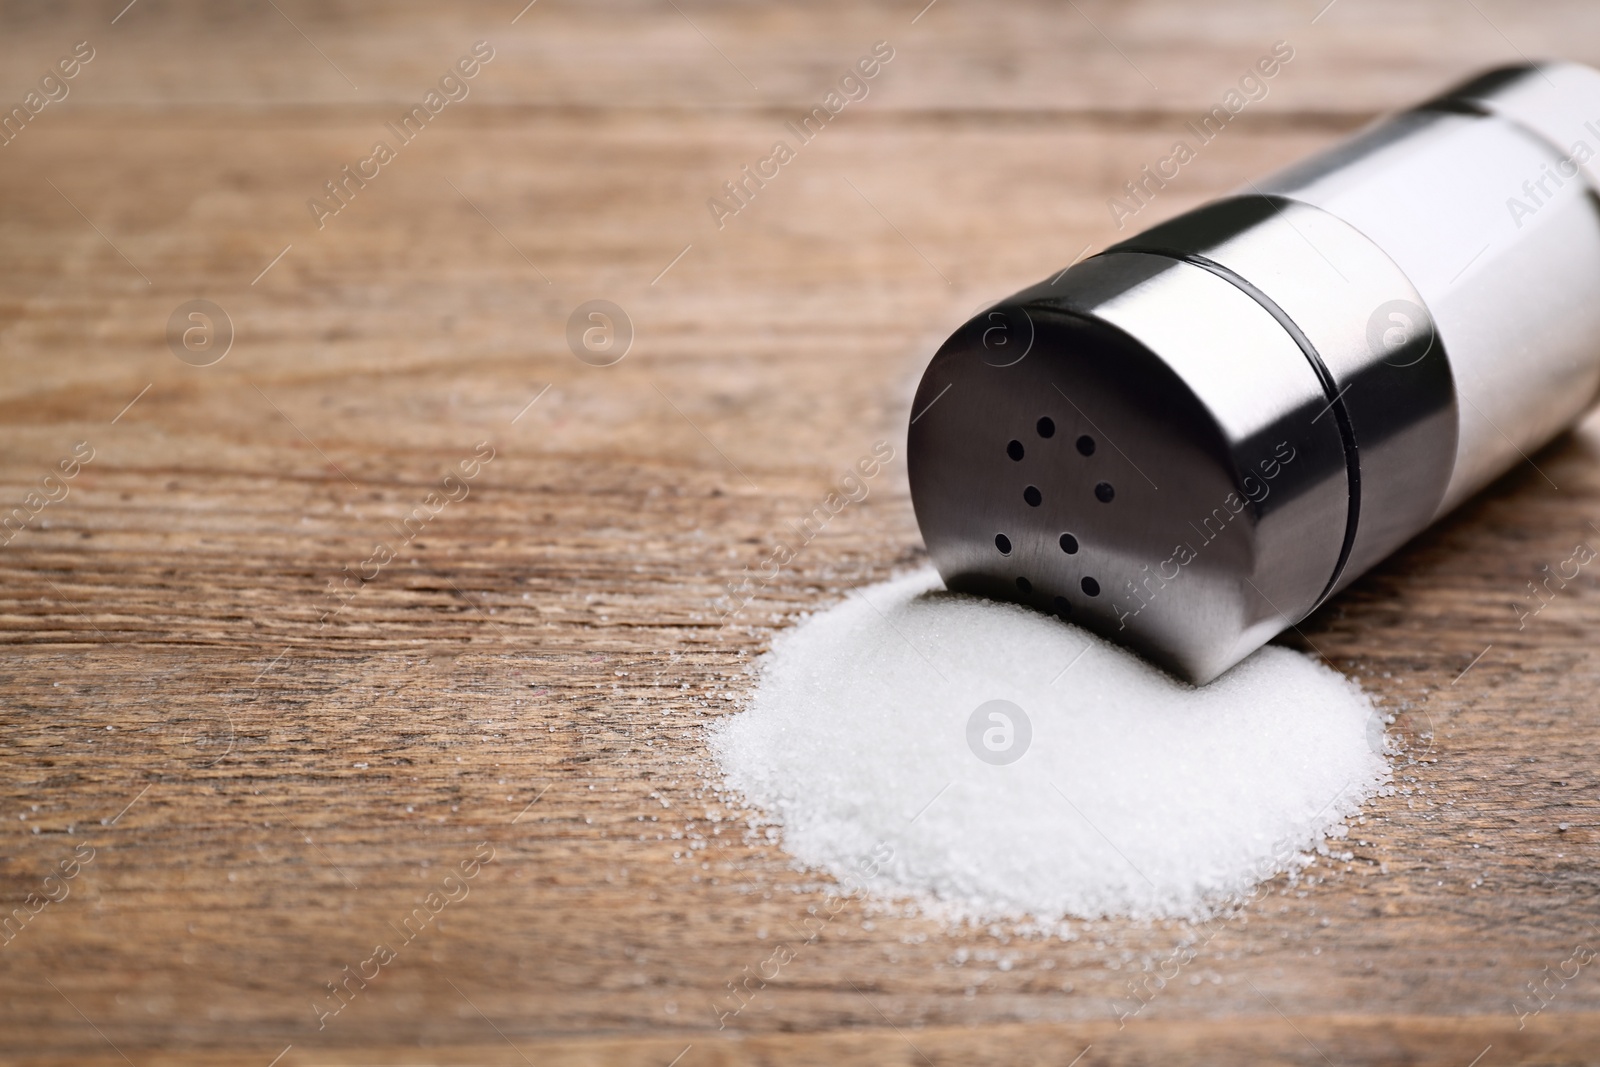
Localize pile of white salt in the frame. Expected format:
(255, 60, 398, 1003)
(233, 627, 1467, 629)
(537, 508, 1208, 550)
(710, 569, 1390, 923)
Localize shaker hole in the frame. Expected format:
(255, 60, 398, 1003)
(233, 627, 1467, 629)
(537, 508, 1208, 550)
(995, 533, 1012, 555)
(1036, 417, 1055, 438)
(1081, 576, 1100, 597)
(1023, 485, 1042, 507)
(1076, 435, 1096, 456)
(1006, 440, 1025, 461)
(1095, 482, 1115, 503)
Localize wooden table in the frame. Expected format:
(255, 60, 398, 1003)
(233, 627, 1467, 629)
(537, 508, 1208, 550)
(3, 1, 1599, 1063)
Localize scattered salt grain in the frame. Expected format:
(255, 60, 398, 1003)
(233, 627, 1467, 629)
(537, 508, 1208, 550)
(710, 568, 1390, 924)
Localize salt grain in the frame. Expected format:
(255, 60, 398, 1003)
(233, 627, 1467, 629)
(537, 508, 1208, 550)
(710, 569, 1390, 924)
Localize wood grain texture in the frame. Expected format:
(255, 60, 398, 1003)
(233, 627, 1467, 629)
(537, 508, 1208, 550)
(1, 1, 1599, 1064)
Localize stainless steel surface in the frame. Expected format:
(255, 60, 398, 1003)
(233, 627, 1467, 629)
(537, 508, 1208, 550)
(1260, 61, 1600, 516)
(908, 61, 1600, 684)
(1107, 196, 1456, 596)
